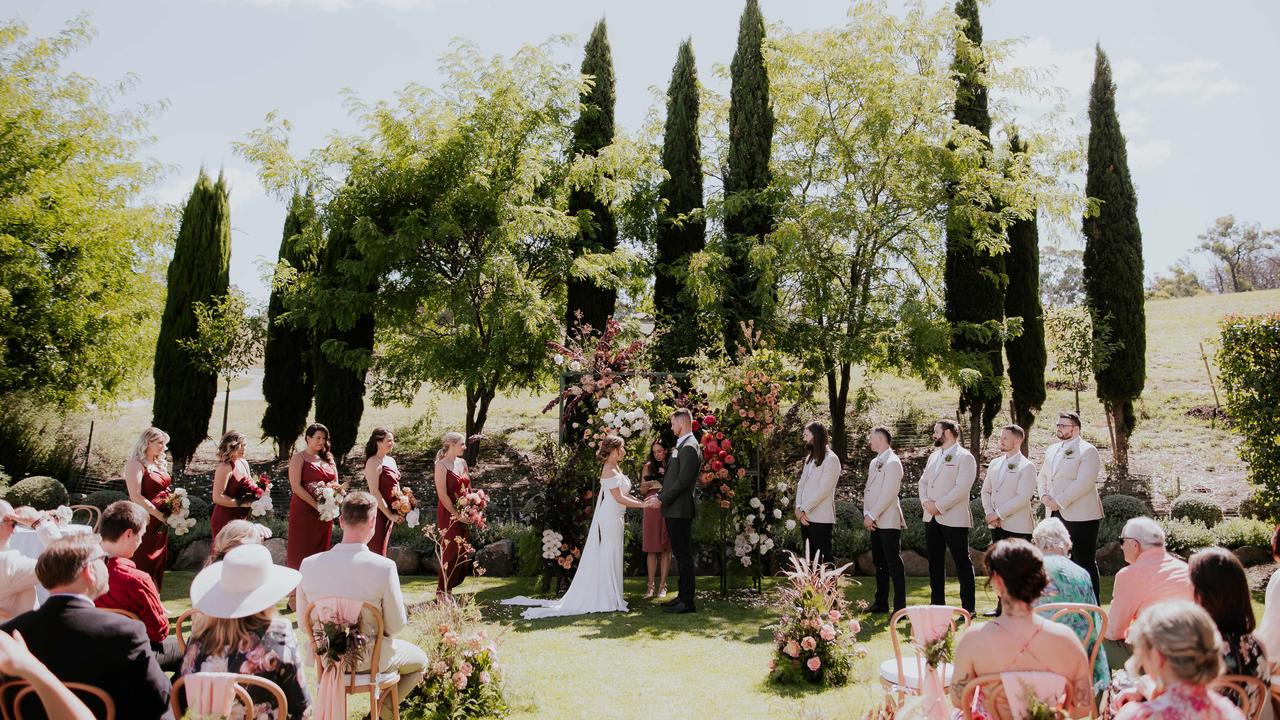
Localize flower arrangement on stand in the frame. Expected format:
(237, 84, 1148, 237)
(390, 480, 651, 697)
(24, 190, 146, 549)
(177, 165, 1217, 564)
(769, 550, 867, 687)
(697, 414, 743, 509)
(732, 481, 790, 568)
(156, 487, 198, 536)
(400, 595, 507, 719)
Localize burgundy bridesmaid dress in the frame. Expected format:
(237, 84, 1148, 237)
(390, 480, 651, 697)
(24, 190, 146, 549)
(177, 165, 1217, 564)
(129, 464, 172, 589)
(210, 459, 252, 540)
(285, 458, 337, 569)
(367, 461, 401, 556)
(437, 464, 472, 595)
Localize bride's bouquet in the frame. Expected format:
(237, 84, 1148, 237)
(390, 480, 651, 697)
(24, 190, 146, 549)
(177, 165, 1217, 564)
(309, 480, 347, 522)
(242, 473, 274, 517)
(390, 485, 420, 528)
(455, 488, 489, 530)
(50, 505, 74, 527)
(157, 487, 198, 536)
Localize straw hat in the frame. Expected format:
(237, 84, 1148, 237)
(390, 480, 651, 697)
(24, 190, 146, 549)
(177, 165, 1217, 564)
(190, 544, 300, 619)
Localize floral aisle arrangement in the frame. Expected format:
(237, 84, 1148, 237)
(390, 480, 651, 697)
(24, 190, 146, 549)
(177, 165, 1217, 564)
(769, 550, 867, 686)
(309, 479, 347, 522)
(733, 480, 791, 568)
(155, 487, 198, 536)
(401, 596, 507, 719)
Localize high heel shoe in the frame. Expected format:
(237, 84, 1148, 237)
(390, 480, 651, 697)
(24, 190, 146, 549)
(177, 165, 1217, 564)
(644, 583, 656, 598)
(657, 584, 668, 597)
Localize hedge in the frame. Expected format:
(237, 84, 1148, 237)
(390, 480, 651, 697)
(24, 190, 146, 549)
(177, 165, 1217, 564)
(3, 476, 68, 510)
(1218, 313, 1280, 521)
(1170, 495, 1223, 526)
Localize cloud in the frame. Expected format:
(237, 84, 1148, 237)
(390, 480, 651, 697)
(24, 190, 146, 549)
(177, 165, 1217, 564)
(1128, 139, 1173, 170)
(151, 166, 266, 207)
(239, 0, 436, 10)
(1131, 58, 1247, 104)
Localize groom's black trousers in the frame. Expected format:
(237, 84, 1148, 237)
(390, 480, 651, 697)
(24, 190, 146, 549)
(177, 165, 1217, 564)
(665, 517, 696, 605)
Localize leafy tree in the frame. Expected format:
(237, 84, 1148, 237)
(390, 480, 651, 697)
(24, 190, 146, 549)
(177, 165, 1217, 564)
(1146, 259, 1204, 299)
(1004, 133, 1047, 453)
(153, 170, 231, 470)
(179, 287, 266, 437)
(1044, 305, 1118, 415)
(0, 19, 168, 409)
(1082, 45, 1146, 471)
(1040, 243, 1085, 308)
(1196, 215, 1279, 293)
(1217, 313, 1280, 520)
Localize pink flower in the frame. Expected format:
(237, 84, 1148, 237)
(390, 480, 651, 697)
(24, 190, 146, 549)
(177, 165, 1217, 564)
(806, 656, 822, 672)
(767, 659, 777, 672)
(848, 619, 861, 634)
(467, 636, 483, 651)
(432, 660, 449, 676)
(437, 623, 450, 634)
(479, 671, 492, 685)
(828, 610, 841, 622)
(783, 640, 800, 658)
(819, 625, 836, 642)
(801, 636, 817, 652)
(443, 632, 459, 647)
(460, 661, 474, 677)
(452, 672, 468, 690)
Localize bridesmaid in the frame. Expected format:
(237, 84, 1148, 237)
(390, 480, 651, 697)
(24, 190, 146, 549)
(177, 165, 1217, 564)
(122, 427, 173, 589)
(434, 431, 472, 602)
(210, 430, 252, 540)
(364, 427, 401, 556)
(286, 423, 337, 572)
(640, 440, 672, 598)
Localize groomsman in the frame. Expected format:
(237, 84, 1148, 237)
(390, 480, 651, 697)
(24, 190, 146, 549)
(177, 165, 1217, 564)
(918, 419, 977, 614)
(863, 426, 905, 613)
(979, 424, 1037, 615)
(1038, 411, 1104, 600)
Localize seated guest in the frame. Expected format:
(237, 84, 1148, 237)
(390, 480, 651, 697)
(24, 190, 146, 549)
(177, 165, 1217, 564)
(0, 535, 172, 719)
(950, 539, 1094, 718)
(95, 500, 182, 671)
(1105, 517, 1192, 665)
(1189, 547, 1270, 707)
(0, 628, 97, 720)
(297, 492, 426, 719)
(1112, 601, 1245, 720)
(1031, 517, 1110, 693)
(1252, 523, 1280, 660)
(0, 501, 62, 618)
(206, 519, 271, 566)
(179, 544, 310, 720)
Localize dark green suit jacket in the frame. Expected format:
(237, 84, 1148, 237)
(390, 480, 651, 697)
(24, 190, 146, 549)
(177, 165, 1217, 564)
(659, 434, 701, 520)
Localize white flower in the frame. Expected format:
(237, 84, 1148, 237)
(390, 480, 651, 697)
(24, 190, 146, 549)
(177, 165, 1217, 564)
(553, 354, 565, 366)
(597, 398, 611, 409)
(749, 497, 763, 509)
(603, 412, 614, 423)
(777, 482, 788, 492)
(772, 509, 782, 519)
(785, 519, 796, 530)
(759, 545, 769, 556)
(748, 533, 760, 544)
(740, 556, 752, 567)
(569, 360, 582, 372)
(644, 392, 655, 402)
(406, 509, 421, 528)
(619, 427, 633, 438)
(780, 495, 789, 507)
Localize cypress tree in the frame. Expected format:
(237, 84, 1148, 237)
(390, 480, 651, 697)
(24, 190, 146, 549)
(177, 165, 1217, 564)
(722, 0, 775, 355)
(944, 0, 1005, 453)
(564, 19, 618, 336)
(260, 190, 320, 459)
(1004, 133, 1047, 455)
(653, 39, 706, 376)
(1083, 44, 1145, 470)
(311, 211, 375, 463)
(152, 170, 231, 470)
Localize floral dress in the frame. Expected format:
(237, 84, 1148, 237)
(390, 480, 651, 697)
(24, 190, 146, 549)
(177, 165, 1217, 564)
(1100, 630, 1265, 719)
(177, 616, 310, 720)
(1112, 681, 1246, 720)
(1033, 554, 1110, 693)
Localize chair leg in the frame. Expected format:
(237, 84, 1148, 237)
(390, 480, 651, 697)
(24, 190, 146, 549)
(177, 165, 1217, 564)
(390, 685, 400, 720)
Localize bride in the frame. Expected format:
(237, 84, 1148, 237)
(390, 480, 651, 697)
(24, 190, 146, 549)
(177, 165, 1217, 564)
(504, 435, 647, 619)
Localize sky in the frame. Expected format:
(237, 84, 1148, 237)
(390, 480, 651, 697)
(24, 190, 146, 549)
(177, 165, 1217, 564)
(8, 0, 1279, 303)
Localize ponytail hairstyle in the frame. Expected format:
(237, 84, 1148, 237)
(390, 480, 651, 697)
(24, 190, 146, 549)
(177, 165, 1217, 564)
(216, 430, 248, 465)
(596, 435, 625, 463)
(364, 427, 393, 460)
(436, 432, 465, 462)
(304, 423, 333, 464)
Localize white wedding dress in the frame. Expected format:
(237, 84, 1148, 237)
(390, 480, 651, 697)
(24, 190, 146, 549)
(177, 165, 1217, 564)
(503, 471, 630, 619)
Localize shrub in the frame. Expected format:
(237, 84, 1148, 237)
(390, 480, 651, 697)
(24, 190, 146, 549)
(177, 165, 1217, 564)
(968, 498, 991, 551)
(0, 394, 80, 480)
(3, 476, 69, 510)
(515, 526, 542, 576)
(1238, 495, 1267, 520)
(1212, 517, 1273, 550)
(1158, 518, 1216, 555)
(167, 519, 212, 561)
(833, 524, 870, 564)
(1103, 494, 1152, 523)
(1218, 313, 1280, 521)
(81, 489, 129, 511)
(184, 495, 212, 522)
(0, 468, 10, 494)
(257, 515, 289, 540)
(899, 498, 928, 554)
(1170, 495, 1224, 526)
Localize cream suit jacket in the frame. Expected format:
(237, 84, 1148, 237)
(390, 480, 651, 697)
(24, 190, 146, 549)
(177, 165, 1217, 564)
(980, 452, 1038, 534)
(863, 451, 904, 530)
(796, 449, 841, 524)
(918, 444, 977, 528)
(1037, 437, 1103, 522)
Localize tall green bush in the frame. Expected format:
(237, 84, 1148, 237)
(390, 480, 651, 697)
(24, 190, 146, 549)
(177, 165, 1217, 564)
(1217, 313, 1280, 520)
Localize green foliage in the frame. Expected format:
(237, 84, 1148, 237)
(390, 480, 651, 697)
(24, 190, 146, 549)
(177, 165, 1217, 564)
(168, 519, 212, 560)
(834, 500, 871, 561)
(1044, 305, 1118, 411)
(1004, 133, 1047, 436)
(515, 526, 543, 576)
(1195, 216, 1279, 294)
(261, 190, 322, 457)
(184, 494, 212, 522)
(0, 468, 9, 495)
(652, 40, 708, 375)
(1082, 45, 1145, 436)
(1098, 493, 1151, 545)
(968, 497, 991, 551)
(82, 489, 129, 511)
(1169, 494, 1223, 526)
(1217, 313, 1280, 521)
(1158, 518, 1215, 556)
(1212, 517, 1272, 550)
(400, 597, 508, 719)
(899, 497, 928, 554)
(0, 394, 81, 480)
(153, 170, 232, 467)
(1146, 263, 1204, 300)
(0, 19, 169, 409)
(3, 476, 69, 510)
(565, 19, 619, 334)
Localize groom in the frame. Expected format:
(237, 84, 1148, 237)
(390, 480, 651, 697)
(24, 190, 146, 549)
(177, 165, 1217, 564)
(646, 408, 700, 614)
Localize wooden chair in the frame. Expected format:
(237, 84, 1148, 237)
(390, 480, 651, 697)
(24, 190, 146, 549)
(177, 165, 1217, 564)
(879, 605, 972, 700)
(68, 505, 101, 532)
(170, 673, 288, 720)
(301, 600, 401, 720)
(1035, 602, 1109, 681)
(173, 608, 202, 652)
(1210, 674, 1269, 720)
(1, 680, 115, 720)
(959, 672, 1069, 720)
(97, 607, 141, 623)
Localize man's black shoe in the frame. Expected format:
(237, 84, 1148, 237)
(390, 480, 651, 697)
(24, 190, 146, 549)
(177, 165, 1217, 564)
(867, 605, 890, 614)
(663, 602, 696, 614)
(660, 597, 681, 608)
(982, 610, 1000, 618)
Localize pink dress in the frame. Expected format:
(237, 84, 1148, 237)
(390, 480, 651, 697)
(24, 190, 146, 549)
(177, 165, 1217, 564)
(641, 463, 669, 553)
(1112, 682, 1245, 720)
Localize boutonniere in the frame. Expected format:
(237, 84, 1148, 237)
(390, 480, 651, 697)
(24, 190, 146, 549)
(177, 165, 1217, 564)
(1007, 461, 1017, 471)
(1064, 449, 1075, 458)
(876, 460, 884, 471)
(943, 454, 954, 463)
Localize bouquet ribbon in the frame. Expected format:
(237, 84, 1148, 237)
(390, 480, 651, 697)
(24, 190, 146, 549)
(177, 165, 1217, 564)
(311, 596, 368, 720)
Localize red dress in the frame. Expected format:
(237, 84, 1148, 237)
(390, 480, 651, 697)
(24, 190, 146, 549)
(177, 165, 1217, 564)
(286, 458, 337, 570)
(210, 459, 252, 540)
(129, 464, 172, 590)
(437, 464, 471, 594)
(367, 460, 401, 557)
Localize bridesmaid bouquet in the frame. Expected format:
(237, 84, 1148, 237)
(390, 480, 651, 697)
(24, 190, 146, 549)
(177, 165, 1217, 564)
(242, 473, 274, 517)
(157, 487, 198, 536)
(310, 480, 347, 522)
(390, 486, 420, 527)
(454, 488, 489, 530)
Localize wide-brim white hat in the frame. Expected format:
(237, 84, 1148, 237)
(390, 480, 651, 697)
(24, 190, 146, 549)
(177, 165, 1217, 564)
(190, 544, 300, 619)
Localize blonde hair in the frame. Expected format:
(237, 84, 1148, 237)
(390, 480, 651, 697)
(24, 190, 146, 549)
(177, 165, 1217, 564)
(596, 435, 624, 462)
(436, 432, 465, 462)
(216, 430, 248, 464)
(129, 427, 170, 472)
(1128, 601, 1223, 685)
(191, 610, 274, 656)
(206, 520, 267, 566)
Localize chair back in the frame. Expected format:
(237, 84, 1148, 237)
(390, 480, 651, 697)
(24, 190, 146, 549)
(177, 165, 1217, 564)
(170, 673, 288, 720)
(1210, 674, 1268, 720)
(887, 605, 972, 694)
(959, 672, 1068, 720)
(301, 600, 388, 690)
(174, 608, 202, 652)
(2, 680, 115, 720)
(68, 505, 102, 532)
(98, 607, 142, 623)
(1035, 602, 1108, 674)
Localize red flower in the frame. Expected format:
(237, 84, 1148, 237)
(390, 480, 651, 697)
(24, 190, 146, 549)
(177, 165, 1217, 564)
(705, 440, 720, 455)
(691, 420, 701, 432)
(711, 459, 724, 471)
(716, 432, 725, 441)
(724, 454, 736, 465)
(702, 415, 716, 427)
(720, 438, 733, 451)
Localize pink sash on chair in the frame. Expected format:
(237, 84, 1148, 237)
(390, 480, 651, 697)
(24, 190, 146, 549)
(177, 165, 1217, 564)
(184, 672, 239, 718)
(1000, 671, 1067, 719)
(311, 597, 368, 720)
(906, 606, 956, 720)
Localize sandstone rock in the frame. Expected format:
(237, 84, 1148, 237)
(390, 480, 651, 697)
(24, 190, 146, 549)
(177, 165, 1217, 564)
(172, 539, 211, 571)
(387, 545, 421, 574)
(1096, 541, 1125, 576)
(970, 547, 987, 577)
(1234, 545, 1272, 568)
(422, 552, 441, 577)
(476, 539, 516, 577)
(855, 550, 877, 577)
(264, 538, 289, 566)
(902, 550, 930, 577)
(1246, 562, 1276, 595)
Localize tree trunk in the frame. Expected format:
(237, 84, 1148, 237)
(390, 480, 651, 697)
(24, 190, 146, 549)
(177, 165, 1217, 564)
(1011, 399, 1033, 457)
(464, 383, 496, 465)
(827, 361, 852, 462)
(1074, 386, 1081, 415)
(1108, 401, 1130, 475)
(968, 409, 982, 457)
(221, 379, 231, 437)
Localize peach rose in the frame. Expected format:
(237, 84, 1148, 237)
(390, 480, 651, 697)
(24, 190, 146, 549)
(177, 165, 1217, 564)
(806, 656, 822, 672)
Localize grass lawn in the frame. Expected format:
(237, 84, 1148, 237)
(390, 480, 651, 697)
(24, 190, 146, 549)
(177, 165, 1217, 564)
(160, 571, 1267, 720)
